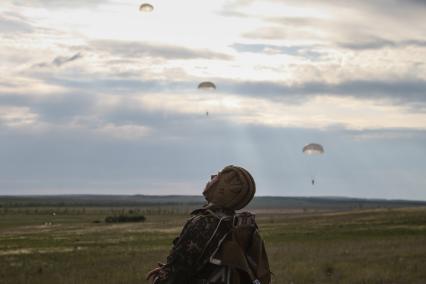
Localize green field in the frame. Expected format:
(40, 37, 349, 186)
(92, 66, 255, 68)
(0, 205, 426, 284)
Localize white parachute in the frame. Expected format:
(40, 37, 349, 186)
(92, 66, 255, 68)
(303, 143, 324, 185)
(139, 3, 154, 12)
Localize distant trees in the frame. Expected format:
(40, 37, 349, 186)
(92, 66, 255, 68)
(105, 215, 146, 223)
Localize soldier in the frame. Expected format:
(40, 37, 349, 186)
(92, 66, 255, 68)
(146, 165, 271, 284)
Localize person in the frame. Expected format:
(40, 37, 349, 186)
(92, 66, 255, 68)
(146, 165, 271, 284)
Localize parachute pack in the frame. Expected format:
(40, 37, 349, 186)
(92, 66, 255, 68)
(196, 211, 271, 284)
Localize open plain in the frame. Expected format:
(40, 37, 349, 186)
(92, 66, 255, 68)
(0, 197, 425, 284)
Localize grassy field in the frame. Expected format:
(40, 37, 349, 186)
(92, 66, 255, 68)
(0, 206, 425, 284)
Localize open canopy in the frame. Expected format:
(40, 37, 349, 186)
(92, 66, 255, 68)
(197, 81, 216, 90)
(303, 143, 324, 155)
(139, 3, 154, 12)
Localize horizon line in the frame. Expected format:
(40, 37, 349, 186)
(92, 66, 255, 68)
(0, 193, 425, 203)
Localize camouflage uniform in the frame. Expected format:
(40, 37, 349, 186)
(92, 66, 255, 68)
(154, 206, 234, 283)
(154, 206, 270, 284)
(150, 165, 271, 284)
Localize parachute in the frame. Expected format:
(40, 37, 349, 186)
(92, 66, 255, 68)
(139, 3, 154, 12)
(197, 81, 216, 116)
(303, 143, 324, 185)
(197, 81, 216, 90)
(302, 143, 324, 155)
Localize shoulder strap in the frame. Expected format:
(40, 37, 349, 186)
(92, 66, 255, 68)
(195, 210, 233, 268)
(207, 212, 271, 284)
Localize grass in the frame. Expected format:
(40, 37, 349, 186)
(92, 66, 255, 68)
(0, 207, 425, 283)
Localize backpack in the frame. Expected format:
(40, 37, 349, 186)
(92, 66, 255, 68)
(197, 211, 272, 284)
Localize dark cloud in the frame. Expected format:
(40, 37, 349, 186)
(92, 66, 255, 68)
(90, 40, 232, 60)
(339, 38, 397, 50)
(339, 39, 426, 50)
(219, 79, 426, 108)
(0, 91, 200, 134)
(404, 0, 426, 5)
(34, 52, 83, 68)
(0, 13, 34, 34)
(0, 94, 36, 106)
(244, 18, 426, 51)
(366, 0, 426, 15)
(52, 53, 83, 66)
(33, 93, 95, 123)
(38, 76, 194, 93)
(15, 70, 426, 117)
(231, 1, 426, 50)
(346, 127, 426, 141)
(0, 91, 96, 124)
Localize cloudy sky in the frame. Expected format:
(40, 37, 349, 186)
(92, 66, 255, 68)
(1, 0, 426, 200)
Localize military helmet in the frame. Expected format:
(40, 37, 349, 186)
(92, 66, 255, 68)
(204, 165, 256, 210)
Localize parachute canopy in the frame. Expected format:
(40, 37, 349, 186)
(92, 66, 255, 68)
(197, 81, 216, 90)
(303, 143, 324, 155)
(139, 3, 154, 12)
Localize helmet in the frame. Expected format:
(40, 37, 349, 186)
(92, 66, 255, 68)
(203, 165, 256, 210)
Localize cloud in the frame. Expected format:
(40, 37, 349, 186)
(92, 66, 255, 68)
(244, 16, 426, 50)
(0, 84, 197, 137)
(404, 0, 426, 5)
(95, 123, 151, 140)
(34, 75, 194, 93)
(233, 0, 426, 51)
(90, 40, 232, 61)
(231, 43, 324, 60)
(347, 128, 426, 141)
(4, 74, 424, 133)
(0, 106, 38, 127)
(0, 0, 425, 199)
(339, 39, 426, 50)
(52, 53, 83, 67)
(219, 79, 426, 108)
(10, 0, 106, 9)
(0, 13, 34, 34)
(33, 52, 83, 68)
(1, 121, 426, 198)
(0, 83, 97, 125)
(242, 26, 295, 41)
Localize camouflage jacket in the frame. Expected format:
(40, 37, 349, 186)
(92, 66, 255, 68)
(154, 206, 235, 284)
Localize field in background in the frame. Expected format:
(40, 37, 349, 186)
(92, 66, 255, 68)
(0, 196, 425, 284)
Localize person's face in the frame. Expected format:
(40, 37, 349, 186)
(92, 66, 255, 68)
(203, 172, 220, 198)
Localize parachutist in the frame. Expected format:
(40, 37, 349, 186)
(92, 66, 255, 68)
(303, 143, 324, 186)
(198, 82, 215, 119)
(146, 165, 271, 284)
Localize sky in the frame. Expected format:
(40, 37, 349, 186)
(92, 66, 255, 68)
(1, 0, 426, 200)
